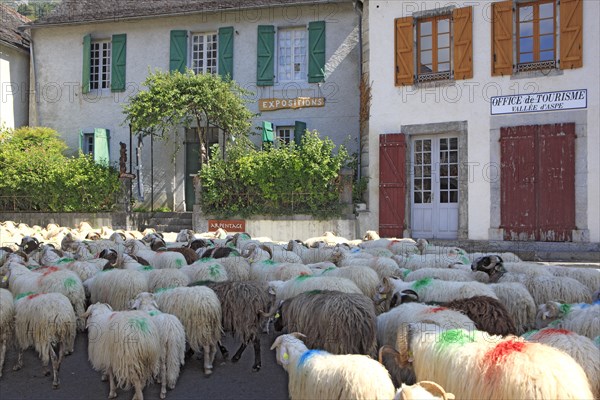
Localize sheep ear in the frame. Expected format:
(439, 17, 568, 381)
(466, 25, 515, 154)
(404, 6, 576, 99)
(289, 332, 306, 340)
(270, 335, 284, 351)
(129, 298, 140, 310)
(151, 300, 159, 309)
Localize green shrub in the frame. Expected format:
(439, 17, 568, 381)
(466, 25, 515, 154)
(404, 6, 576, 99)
(199, 130, 349, 218)
(0, 126, 121, 212)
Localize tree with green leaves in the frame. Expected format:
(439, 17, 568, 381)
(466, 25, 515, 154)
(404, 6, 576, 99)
(123, 70, 255, 169)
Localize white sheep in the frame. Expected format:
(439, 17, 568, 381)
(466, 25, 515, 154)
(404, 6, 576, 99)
(125, 239, 187, 269)
(524, 327, 600, 398)
(83, 303, 161, 400)
(317, 265, 380, 299)
(39, 245, 105, 281)
(180, 259, 229, 284)
(385, 323, 594, 399)
(269, 275, 363, 303)
(86, 268, 149, 311)
(287, 240, 334, 264)
(145, 269, 190, 292)
(404, 268, 489, 283)
(130, 293, 186, 399)
(395, 252, 470, 271)
(395, 381, 456, 400)
(544, 265, 600, 293)
(472, 256, 593, 306)
(271, 332, 397, 400)
(489, 282, 538, 335)
(332, 247, 403, 280)
(250, 260, 312, 282)
(377, 302, 476, 386)
(536, 300, 600, 339)
(303, 231, 350, 247)
(217, 256, 251, 281)
(359, 237, 418, 255)
(0, 288, 14, 378)
(13, 292, 76, 388)
(1, 263, 86, 332)
(375, 277, 498, 307)
(154, 286, 222, 375)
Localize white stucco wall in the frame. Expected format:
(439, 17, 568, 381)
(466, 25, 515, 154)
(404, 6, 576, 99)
(30, 2, 360, 211)
(364, 0, 599, 242)
(0, 43, 29, 129)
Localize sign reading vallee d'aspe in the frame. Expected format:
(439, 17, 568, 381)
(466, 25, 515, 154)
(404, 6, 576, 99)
(491, 89, 587, 115)
(208, 219, 246, 232)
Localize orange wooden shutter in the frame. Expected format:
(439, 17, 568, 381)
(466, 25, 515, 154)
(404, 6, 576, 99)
(491, 1, 513, 76)
(395, 16, 414, 86)
(453, 6, 473, 80)
(560, 0, 583, 69)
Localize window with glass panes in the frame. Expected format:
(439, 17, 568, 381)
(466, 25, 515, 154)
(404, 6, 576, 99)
(90, 41, 111, 90)
(277, 126, 293, 145)
(417, 16, 451, 76)
(192, 33, 218, 74)
(82, 133, 94, 155)
(517, 1, 556, 65)
(413, 139, 432, 204)
(439, 137, 459, 203)
(278, 27, 307, 82)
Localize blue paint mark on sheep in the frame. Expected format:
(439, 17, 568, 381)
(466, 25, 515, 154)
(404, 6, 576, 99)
(298, 350, 327, 367)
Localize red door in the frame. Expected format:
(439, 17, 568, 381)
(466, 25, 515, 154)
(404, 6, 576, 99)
(379, 134, 407, 238)
(500, 123, 575, 241)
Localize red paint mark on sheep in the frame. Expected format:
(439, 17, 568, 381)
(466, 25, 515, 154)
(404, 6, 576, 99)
(534, 329, 572, 339)
(424, 307, 448, 314)
(27, 293, 41, 300)
(40, 266, 60, 277)
(484, 339, 526, 366)
(109, 313, 117, 320)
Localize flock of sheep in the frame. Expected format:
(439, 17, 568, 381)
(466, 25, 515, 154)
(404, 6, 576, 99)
(0, 220, 599, 400)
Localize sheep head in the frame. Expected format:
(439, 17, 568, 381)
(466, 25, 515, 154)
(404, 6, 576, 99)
(270, 332, 307, 369)
(99, 249, 119, 268)
(535, 301, 563, 329)
(19, 236, 41, 254)
(396, 381, 455, 400)
(415, 238, 429, 255)
(129, 292, 159, 311)
(363, 230, 380, 241)
(471, 255, 504, 275)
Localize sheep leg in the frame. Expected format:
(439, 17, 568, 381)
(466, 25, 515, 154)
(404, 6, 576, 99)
(0, 339, 6, 377)
(202, 345, 213, 375)
(251, 336, 261, 372)
(231, 343, 247, 362)
(13, 351, 23, 371)
(159, 360, 167, 399)
(132, 379, 144, 400)
(217, 341, 229, 360)
(108, 367, 117, 399)
(50, 343, 61, 389)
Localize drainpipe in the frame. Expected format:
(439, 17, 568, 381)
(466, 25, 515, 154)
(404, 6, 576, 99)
(28, 34, 38, 126)
(354, 0, 363, 181)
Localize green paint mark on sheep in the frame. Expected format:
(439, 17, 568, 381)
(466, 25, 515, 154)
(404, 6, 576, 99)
(411, 277, 433, 291)
(294, 274, 312, 282)
(15, 291, 37, 301)
(129, 317, 150, 333)
(521, 330, 539, 340)
(155, 287, 176, 294)
(263, 260, 276, 266)
(148, 310, 161, 317)
(403, 270, 412, 278)
(57, 258, 75, 264)
(559, 303, 572, 316)
(175, 258, 184, 268)
(323, 267, 337, 273)
(208, 265, 222, 278)
(190, 280, 215, 286)
(63, 277, 77, 289)
(436, 329, 475, 348)
(200, 258, 212, 263)
(142, 265, 153, 271)
(460, 256, 470, 265)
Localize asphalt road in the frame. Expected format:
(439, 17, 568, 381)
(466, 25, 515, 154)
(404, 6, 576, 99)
(0, 331, 290, 400)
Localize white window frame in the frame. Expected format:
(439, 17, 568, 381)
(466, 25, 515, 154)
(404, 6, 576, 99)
(82, 132, 94, 156)
(90, 40, 112, 90)
(277, 26, 308, 83)
(276, 126, 294, 145)
(191, 32, 218, 74)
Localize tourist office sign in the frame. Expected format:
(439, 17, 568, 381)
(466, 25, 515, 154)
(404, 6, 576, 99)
(490, 89, 587, 115)
(259, 97, 325, 112)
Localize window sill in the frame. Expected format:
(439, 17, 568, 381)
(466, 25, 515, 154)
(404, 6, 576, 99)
(411, 78, 456, 90)
(510, 61, 563, 79)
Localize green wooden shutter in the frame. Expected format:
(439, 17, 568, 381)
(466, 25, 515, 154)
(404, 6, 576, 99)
(257, 25, 275, 86)
(79, 130, 84, 151)
(82, 34, 91, 94)
(94, 128, 110, 167)
(111, 34, 127, 92)
(294, 121, 306, 146)
(308, 21, 326, 83)
(262, 121, 274, 143)
(170, 30, 188, 73)
(218, 27, 234, 79)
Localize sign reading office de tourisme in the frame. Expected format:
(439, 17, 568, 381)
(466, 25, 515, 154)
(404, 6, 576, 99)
(490, 89, 587, 115)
